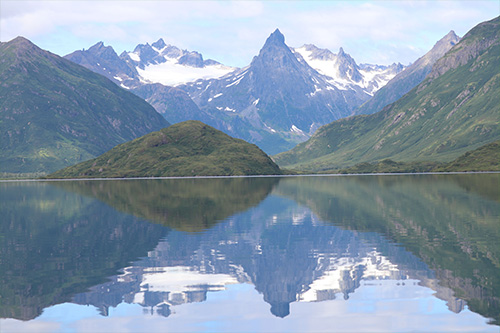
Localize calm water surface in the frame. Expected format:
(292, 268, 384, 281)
(1, 174, 499, 332)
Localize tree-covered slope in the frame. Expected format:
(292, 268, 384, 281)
(46, 120, 282, 178)
(0, 37, 169, 174)
(275, 16, 500, 171)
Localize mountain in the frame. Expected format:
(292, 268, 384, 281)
(65, 39, 234, 135)
(46, 120, 282, 178)
(65, 30, 404, 155)
(293, 44, 404, 96)
(122, 38, 236, 86)
(355, 31, 460, 116)
(63, 41, 140, 89)
(65, 38, 236, 89)
(274, 16, 500, 171)
(131, 83, 213, 124)
(334, 140, 500, 174)
(0, 37, 170, 174)
(179, 29, 389, 154)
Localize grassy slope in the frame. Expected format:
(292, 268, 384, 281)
(330, 140, 499, 174)
(274, 17, 500, 172)
(46, 120, 282, 178)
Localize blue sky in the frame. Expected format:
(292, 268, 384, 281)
(1, 0, 498, 67)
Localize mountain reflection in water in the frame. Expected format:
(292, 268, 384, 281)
(0, 174, 498, 330)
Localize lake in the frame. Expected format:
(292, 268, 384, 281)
(1, 174, 499, 332)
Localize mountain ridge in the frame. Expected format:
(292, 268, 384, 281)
(354, 30, 460, 116)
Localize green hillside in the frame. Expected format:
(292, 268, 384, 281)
(438, 140, 500, 172)
(0, 37, 169, 174)
(274, 16, 500, 172)
(46, 120, 282, 178)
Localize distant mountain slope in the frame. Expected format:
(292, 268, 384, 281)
(63, 41, 140, 88)
(355, 31, 460, 116)
(0, 37, 169, 174)
(274, 16, 500, 171)
(46, 120, 282, 178)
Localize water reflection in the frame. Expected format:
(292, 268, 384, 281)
(0, 181, 166, 321)
(0, 174, 498, 330)
(276, 174, 500, 324)
(54, 177, 278, 232)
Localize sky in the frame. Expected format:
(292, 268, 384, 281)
(1, 0, 499, 68)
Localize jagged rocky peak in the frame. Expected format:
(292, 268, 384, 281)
(265, 28, 286, 46)
(87, 41, 118, 59)
(132, 42, 155, 57)
(250, 28, 303, 72)
(335, 47, 363, 82)
(429, 30, 461, 58)
(151, 38, 166, 50)
(428, 16, 499, 79)
(178, 51, 204, 68)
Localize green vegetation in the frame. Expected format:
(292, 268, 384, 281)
(46, 120, 282, 178)
(0, 37, 168, 174)
(275, 17, 500, 172)
(281, 140, 499, 174)
(436, 140, 500, 172)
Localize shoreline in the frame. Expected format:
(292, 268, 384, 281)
(1, 171, 499, 183)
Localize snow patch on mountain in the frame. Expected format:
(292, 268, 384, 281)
(294, 45, 404, 96)
(137, 60, 235, 86)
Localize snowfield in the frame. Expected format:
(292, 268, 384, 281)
(137, 60, 236, 86)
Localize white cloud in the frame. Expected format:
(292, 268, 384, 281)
(1, 0, 498, 67)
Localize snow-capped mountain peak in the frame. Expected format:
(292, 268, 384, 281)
(117, 39, 237, 87)
(293, 44, 405, 95)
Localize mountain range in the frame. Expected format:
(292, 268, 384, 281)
(0, 37, 169, 174)
(2, 16, 497, 176)
(274, 16, 500, 171)
(65, 29, 407, 154)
